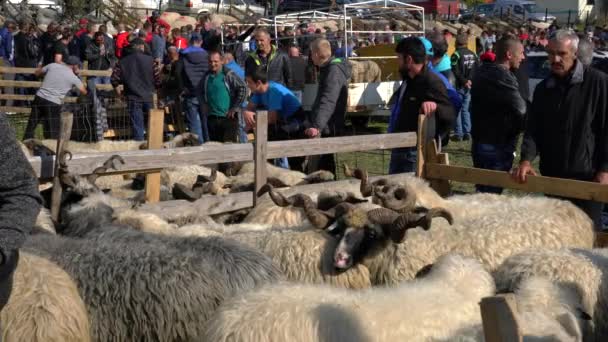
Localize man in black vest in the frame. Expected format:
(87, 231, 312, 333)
(111, 38, 160, 141)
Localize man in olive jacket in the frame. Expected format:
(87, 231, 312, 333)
(0, 113, 43, 318)
(304, 38, 351, 174)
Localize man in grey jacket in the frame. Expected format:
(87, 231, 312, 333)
(0, 113, 43, 317)
(304, 38, 351, 174)
(201, 51, 247, 142)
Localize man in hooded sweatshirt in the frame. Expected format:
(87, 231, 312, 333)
(175, 32, 209, 143)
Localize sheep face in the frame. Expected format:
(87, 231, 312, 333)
(330, 207, 454, 270)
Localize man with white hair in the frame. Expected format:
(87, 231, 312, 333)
(513, 29, 608, 231)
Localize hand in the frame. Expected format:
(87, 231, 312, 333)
(243, 110, 256, 128)
(226, 110, 236, 119)
(511, 161, 537, 184)
(304, 127, 319, 138)
(465, 80, 472, 88)
(420, 101, 437, 116)
(595, 171, 608, 184)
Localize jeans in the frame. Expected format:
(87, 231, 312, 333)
(602, 205, 608, 230)
(183, 95, 206, 144)
(454, 88, 471, 138)
(128, 99, 152, 141)
(15, 73, 36, 106)
(389, 147, 417, 174)
(237, 110, 249, 143)
(471, 140, 516, 194)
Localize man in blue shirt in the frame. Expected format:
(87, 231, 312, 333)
(243, 66, 303, 169)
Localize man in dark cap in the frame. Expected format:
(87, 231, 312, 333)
(147, 10, 171, 33)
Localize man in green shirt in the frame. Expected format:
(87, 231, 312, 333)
(202, 51, 248, 142)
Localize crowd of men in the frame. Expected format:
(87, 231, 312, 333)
(5, 12, 607, 229)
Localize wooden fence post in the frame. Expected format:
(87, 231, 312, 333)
(480, 294, 523, 342)
(254, 110, 268, 206)
(50, 112, 74, 222)
(416, 114, 427, 177)
(145, 108, 165, 203)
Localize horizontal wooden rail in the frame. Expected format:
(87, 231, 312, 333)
(28, 132, 417, 179)
(426, 164, 608, 203)
(0, 67, 112, 77)
(0, 94, 78, 103)
(137, 173, 416, 220)
(0, 80, 114, 91)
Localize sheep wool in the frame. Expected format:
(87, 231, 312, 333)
(1, 253, 91, 342)
(203, 254, 494, 342)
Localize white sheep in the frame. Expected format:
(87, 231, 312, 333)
(1, 253, 91, 342)
(494, 248, 608, 340)
(204, 254, 587, 342)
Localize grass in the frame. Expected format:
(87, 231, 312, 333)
(336, 119, 540, 196)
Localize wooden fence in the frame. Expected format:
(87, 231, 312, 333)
(24, 111, 608, 341)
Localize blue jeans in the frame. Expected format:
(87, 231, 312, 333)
(389, 147, 417, 174)
(454, 88, 471, 138)
(274, 157, 290, 169)
(237, 110, 249, 143)
(183, 95, 207, 144)
(128, 99, 151, 141)
(471, 140, 515, 194)
(88, 76, 111, 140)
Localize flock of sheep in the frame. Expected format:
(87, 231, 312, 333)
(8, 135, 606, 341)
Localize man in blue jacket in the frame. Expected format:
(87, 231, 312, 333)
(0, 21, 16, 106)
(175, 33, 209, 143)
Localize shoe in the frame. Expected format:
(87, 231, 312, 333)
(450, 135, 463, 142)
(463, 134, 471, 141)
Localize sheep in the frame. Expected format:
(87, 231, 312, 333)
(294, 191, 595, 285)
(203, 254, 494, 341)
(1, 252, 91, 342)
(204, 253, 588, 342)
(493, 248, 608, 340)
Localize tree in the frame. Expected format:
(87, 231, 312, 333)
(463, 0, 485, 8)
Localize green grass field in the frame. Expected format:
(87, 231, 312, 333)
(336, 119, 539, 195)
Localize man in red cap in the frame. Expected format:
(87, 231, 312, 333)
(75, 18, 88, 38)
(147, 10, 170, 33)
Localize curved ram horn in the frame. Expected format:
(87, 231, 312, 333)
(374, 184, 417, 213)
(390, 207, 454, 243)
(258, 184, 293, 207)
(367, 207, 400, 225)
(87, 155, 125, 184)
(289, 193, 333, 229)
(323, 202, 355, 220)
(343, 164, 373, 197)
(267, 177, 289, 188)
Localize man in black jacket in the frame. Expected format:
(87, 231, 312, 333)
(513, 30, 608, 231)
(470, 36, 526, 194)
(111, 39, 160, 141)
(304, 38, 351, 174)
(174, 33, 208, 143)
(0, 112, 43, 321)
(14, 21, 40, 103)
(245, 29, 292, 87)
(388, 37, 455, 174)
(288, 46, 306, 103)
(86, 31, 115, 140)
(450, 33, 478, 141)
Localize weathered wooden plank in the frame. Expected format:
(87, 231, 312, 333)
(28, 133, 417, 178)
(416, 114, 426, 177)
(0, 66, 112, 77)
(50, 112, 74, 221)
(144, 109, 164, 203)
(266, 132, 417, 159)
(254, 111, 268, 206)
(480, 294, 523, 342)
(0, 80, 113, 91)
(426, 164, 608, 203)
(0, 106, 31, 113)
(0, 94, 78, 103)
(137, 173, 416, 220)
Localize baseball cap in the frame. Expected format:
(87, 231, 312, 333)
(419, 37, 433, 56)
(190, 32, 202, 43)
(79, 18, 88, 25)
(65, 55, 81, 66)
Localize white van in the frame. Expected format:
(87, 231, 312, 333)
(493, 0, 556, 22)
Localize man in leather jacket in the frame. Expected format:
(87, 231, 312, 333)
(471, 36, 526, 193)
(245, 29, 292, 88)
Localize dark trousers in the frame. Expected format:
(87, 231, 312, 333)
(23, 96, 62, 139)
(0, 250, 19, 312)
(550, 195, 604, 232)
(471, 140, 516, 194)
(268, 119, 306, 172)
(207, 115, 238, 142)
